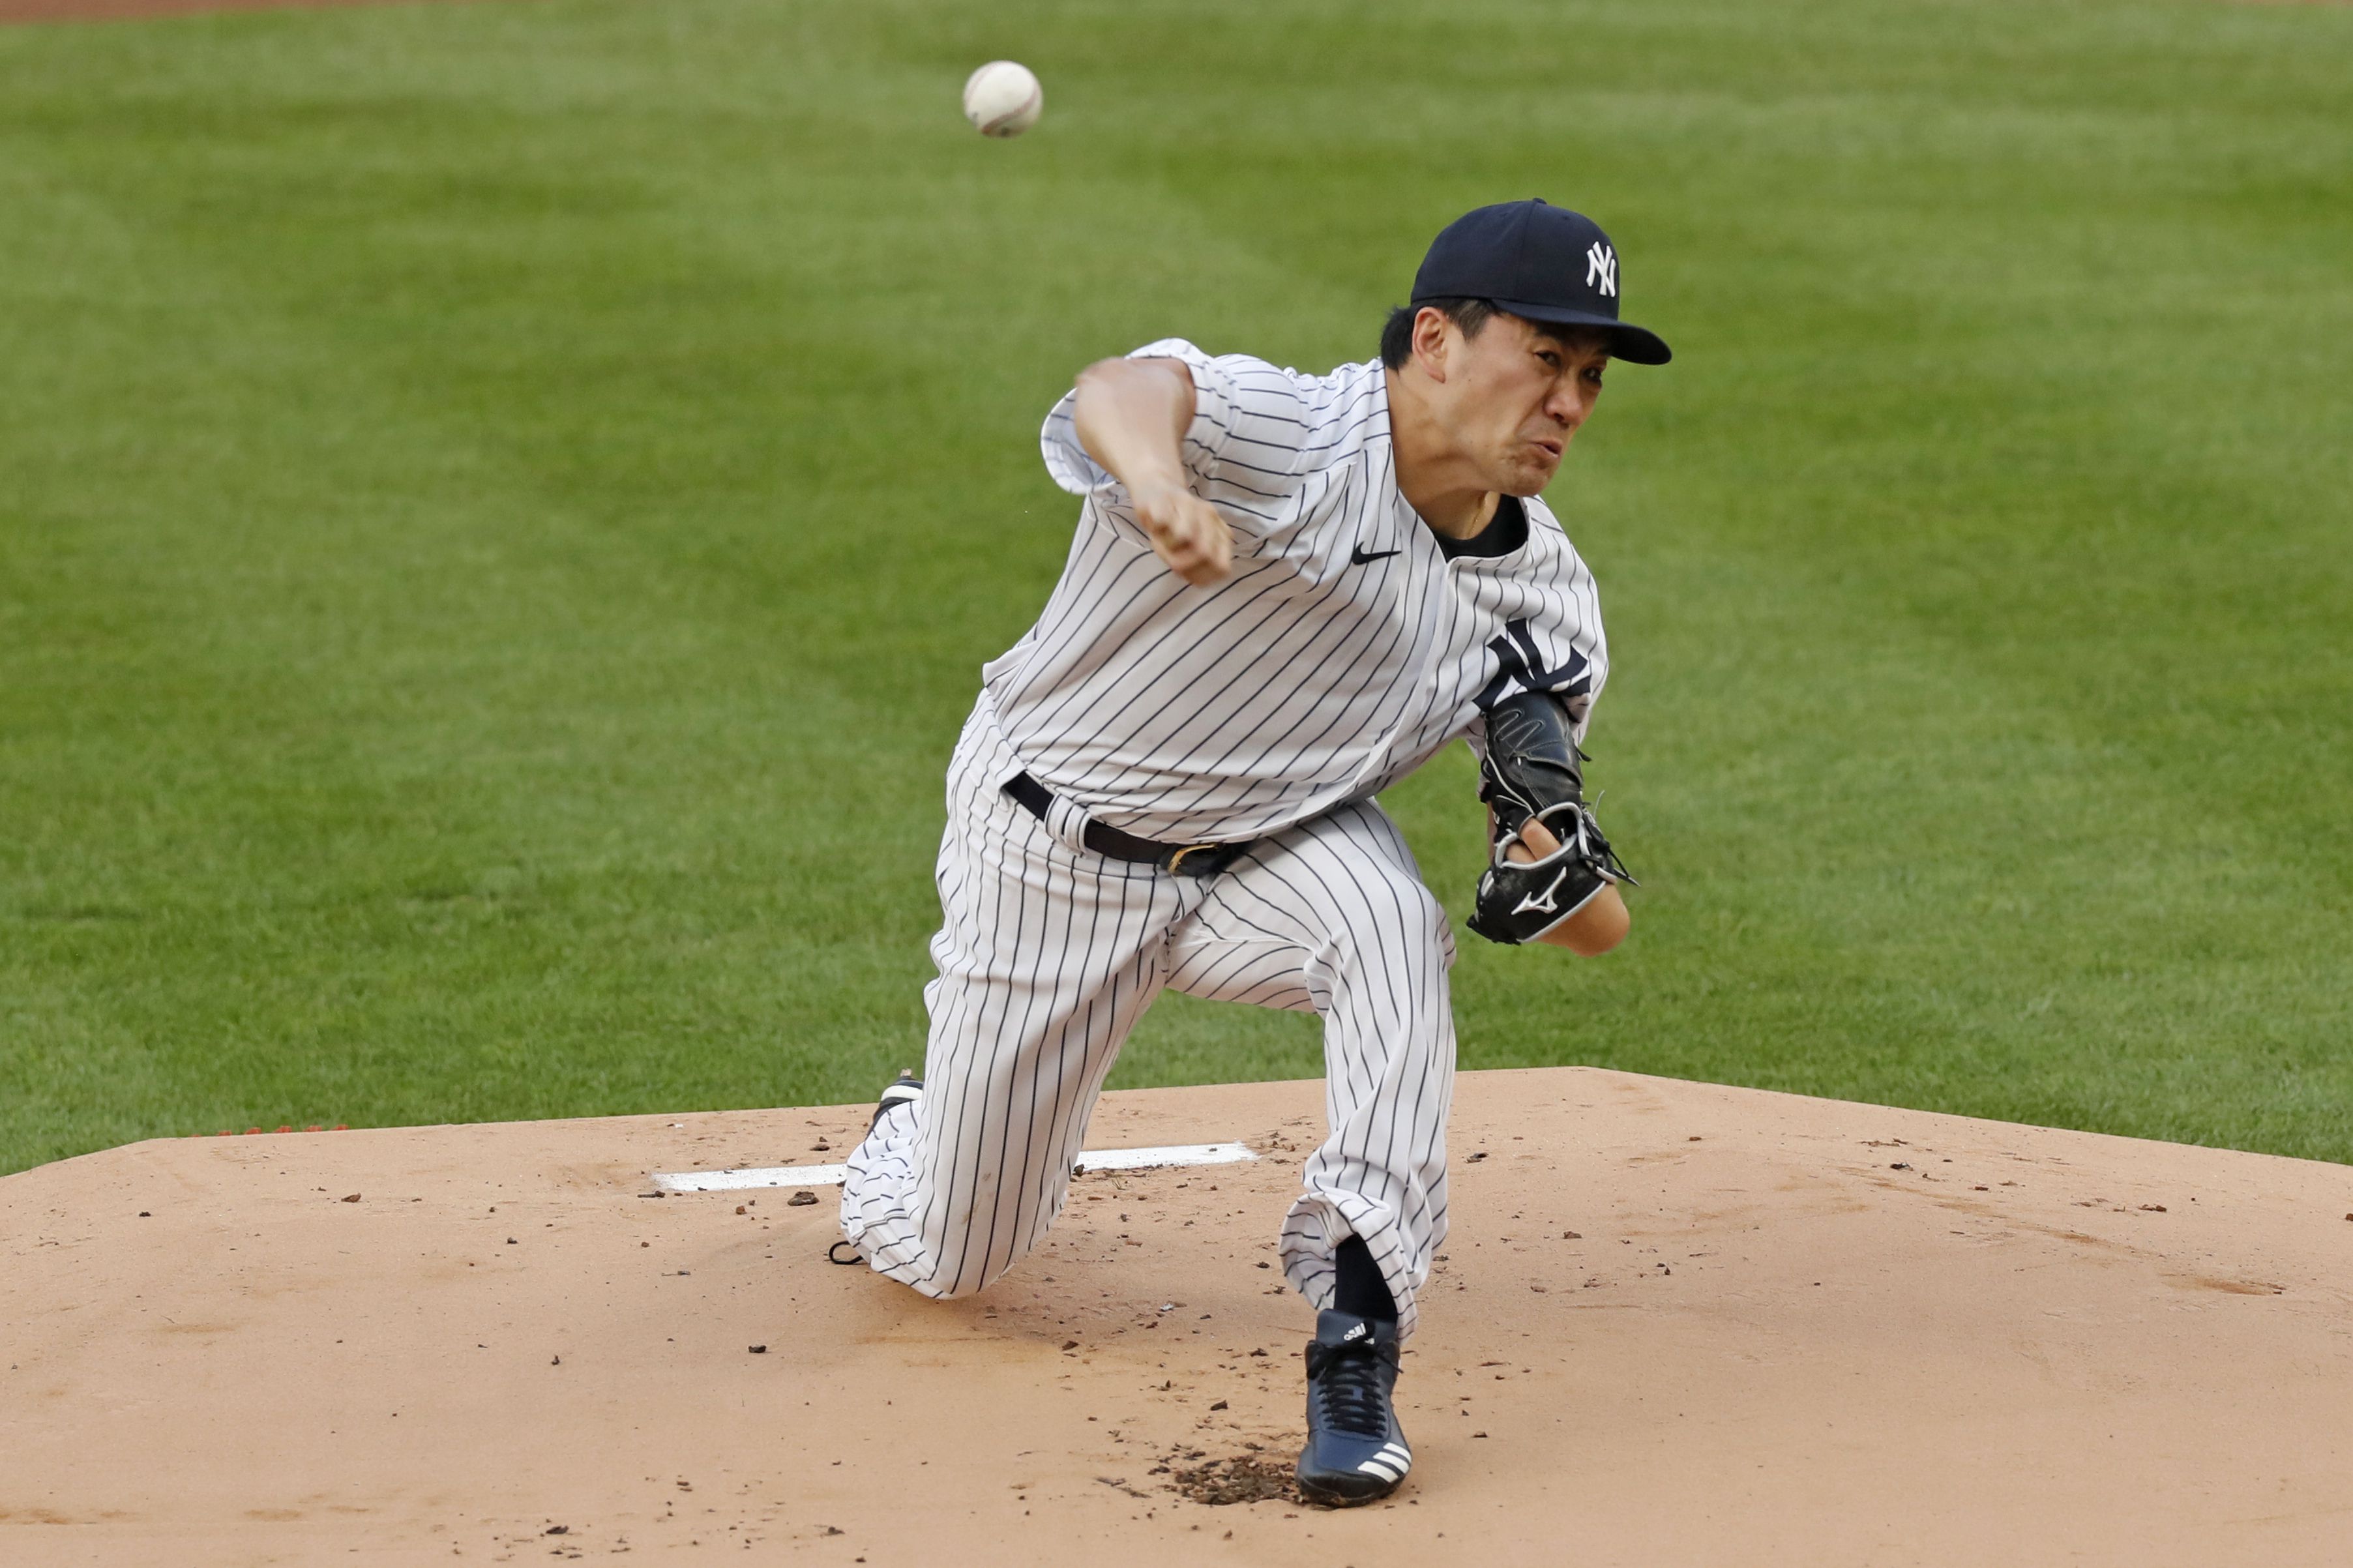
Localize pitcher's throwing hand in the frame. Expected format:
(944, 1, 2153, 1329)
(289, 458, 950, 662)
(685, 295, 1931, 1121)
(1130, 478, 1234, 584)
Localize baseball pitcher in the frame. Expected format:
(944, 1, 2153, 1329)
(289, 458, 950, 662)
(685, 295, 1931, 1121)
(835, 200, 1670, 1505)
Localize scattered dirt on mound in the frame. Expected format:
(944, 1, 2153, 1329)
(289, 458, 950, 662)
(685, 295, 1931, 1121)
(1162, 1449, 1301, 1507)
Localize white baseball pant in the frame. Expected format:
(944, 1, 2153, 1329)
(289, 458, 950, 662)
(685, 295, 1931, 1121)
(840, 698, 1457, 1341)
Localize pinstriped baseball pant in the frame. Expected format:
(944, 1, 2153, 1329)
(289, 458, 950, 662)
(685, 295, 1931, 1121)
(841, 698, 1455, 1342)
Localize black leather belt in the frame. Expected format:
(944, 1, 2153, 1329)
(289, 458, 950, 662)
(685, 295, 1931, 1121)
(1002, 772, 1255, 876)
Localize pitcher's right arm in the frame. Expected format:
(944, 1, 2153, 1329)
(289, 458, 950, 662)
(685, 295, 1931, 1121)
(1071, 357, 1234, 586)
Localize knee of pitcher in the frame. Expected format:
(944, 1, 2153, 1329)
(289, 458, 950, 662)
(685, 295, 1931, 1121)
(1322, 885, 1453, 977)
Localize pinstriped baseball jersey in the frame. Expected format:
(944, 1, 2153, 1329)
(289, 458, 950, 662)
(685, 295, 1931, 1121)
(839, 334, 1623, 1361)
(985, 338, 1610, 845)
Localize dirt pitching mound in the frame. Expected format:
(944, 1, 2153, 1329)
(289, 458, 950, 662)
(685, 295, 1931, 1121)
(7, 1067, 2353, 1565)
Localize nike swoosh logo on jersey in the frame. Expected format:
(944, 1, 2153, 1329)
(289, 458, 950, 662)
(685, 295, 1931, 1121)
(1349, 544, 1402, 565)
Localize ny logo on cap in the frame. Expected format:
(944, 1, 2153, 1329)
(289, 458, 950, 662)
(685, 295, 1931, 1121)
(1585, 241, 1617, 298)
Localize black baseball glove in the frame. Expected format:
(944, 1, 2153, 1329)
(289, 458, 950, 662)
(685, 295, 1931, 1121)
(1468, 689, 1636, 945)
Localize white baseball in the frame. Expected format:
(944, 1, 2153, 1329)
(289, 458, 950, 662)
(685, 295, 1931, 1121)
(962, 61, 1043, 138)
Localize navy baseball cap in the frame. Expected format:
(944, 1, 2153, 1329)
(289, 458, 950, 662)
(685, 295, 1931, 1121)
(1410, 200, 1671, 365)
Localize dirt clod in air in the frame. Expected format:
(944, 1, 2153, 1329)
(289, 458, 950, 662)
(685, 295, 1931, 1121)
(1166, 1452, 1299, 1507)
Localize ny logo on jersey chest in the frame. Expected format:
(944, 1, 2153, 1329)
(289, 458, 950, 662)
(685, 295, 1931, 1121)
(1475, 617, 1594, 717)
(1585, 242, 1617, 299)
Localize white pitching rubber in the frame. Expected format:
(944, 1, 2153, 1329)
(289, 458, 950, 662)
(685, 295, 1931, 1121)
(651, 1139, 1256, 1194)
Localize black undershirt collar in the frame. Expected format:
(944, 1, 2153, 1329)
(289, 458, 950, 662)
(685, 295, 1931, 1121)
(1432, 495, 1528, 561)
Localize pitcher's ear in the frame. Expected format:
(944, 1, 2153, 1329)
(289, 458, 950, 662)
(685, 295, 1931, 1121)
(1412, 306, 1454, 383)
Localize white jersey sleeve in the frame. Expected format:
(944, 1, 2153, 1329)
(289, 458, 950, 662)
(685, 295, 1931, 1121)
(1039, 338, 1317, 533)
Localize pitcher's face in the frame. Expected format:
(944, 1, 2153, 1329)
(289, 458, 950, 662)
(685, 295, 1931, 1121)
(1437, 314, 1610, 497)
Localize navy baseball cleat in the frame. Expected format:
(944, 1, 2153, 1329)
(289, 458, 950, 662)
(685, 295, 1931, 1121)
(1295, 1309, 1410, 1505)
(870, 1069, 923, 1131)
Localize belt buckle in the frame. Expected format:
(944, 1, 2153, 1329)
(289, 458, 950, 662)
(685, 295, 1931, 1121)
(1162, 842, 1222, 875)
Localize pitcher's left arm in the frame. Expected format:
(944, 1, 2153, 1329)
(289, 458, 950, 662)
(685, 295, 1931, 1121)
(1466, 688, 1636, 954)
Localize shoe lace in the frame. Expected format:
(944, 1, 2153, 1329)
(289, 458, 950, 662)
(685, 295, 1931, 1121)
(1307, 1338, 1392, 1438)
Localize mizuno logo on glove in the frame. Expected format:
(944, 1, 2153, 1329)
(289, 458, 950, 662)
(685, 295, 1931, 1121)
(1514, 868, 1567, 915)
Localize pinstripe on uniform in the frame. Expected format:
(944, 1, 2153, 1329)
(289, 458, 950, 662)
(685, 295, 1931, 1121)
(840, 340, 1608, 1341)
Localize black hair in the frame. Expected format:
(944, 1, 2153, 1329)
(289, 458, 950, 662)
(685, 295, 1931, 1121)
(1379, 297, 1498, 370)
(1380, 299, 1610, 371)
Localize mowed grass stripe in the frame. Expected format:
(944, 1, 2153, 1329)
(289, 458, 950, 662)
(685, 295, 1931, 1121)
(0, 12, 942, 1147)
(0, 0, 2347, 1171)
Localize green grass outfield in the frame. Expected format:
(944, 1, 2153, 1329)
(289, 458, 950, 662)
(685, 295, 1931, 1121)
(2, 0, 2348, 1176)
